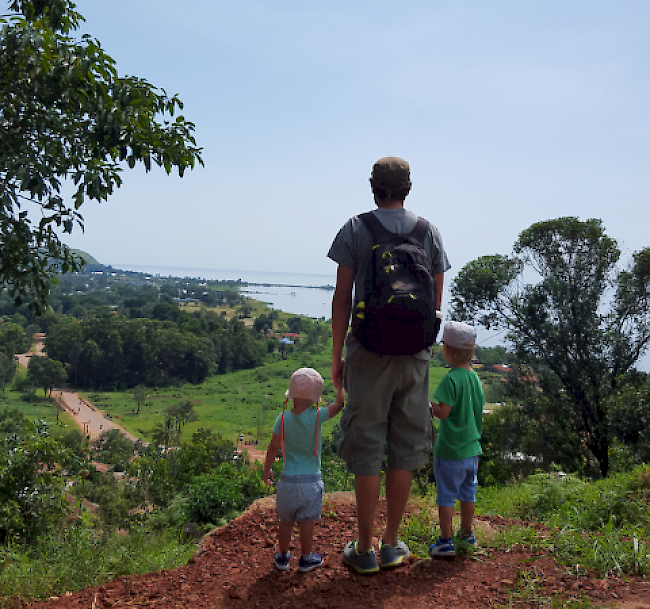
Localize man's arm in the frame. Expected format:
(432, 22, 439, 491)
(331, 265, 355, 390)
(434, 272, 444, 311)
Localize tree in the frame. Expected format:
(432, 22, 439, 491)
(133, 384, 147, 415)
(27, 355, 67, 396)
(0, 321, 27, 357)
(0, 412, 73, 541)
(151, 413, 180, 454)
(286, 316, 302, 333)
(451, 217, 650, 477)
(1, 1, 203, 313)
(0, 351, 17, 391)
(44, 314, 82, 383)
(92, 428, 135, 470)
(608, 376, 650, 465)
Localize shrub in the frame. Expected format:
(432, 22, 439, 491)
(185, 463, 268, 524)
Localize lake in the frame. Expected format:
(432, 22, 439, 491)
(118, 264, 337, 319)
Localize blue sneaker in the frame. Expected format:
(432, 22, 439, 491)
(298, 552, 323, 573)
(429, 537, 455, 557)
(460, 531, 476, 546)
(274, 551, 290, 571)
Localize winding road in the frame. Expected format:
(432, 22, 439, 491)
(17, 334, 139, 442)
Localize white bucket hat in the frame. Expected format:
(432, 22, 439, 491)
(442, 321, 477, 349)
(285, 367, 324, 402)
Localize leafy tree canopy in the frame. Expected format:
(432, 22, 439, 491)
(1, 0, 203, 313)
(27, 355, 67, 396)
(451, 217, 650, 477)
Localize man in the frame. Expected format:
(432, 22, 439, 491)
(328, 156, 450, 573)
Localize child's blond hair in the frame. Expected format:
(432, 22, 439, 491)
(444, 344, 474, 367)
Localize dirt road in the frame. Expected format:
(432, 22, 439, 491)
(16, 335, 140, 442)
(54, 389, 141, 442)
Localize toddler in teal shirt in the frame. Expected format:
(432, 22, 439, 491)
(264, 368, 344, 572)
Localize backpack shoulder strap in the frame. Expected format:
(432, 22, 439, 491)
(408, 217, 429, 245)
(358, 212, 392, 244)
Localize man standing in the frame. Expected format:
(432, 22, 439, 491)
(328, 156, 450, 573)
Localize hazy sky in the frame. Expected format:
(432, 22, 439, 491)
(61, 2, 648, 289)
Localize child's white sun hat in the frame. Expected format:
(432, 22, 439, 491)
(286, 368, 324, 402)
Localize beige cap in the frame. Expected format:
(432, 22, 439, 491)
(442, 321, 477, 349)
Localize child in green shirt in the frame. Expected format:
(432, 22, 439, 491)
(429, 322, 484, 557)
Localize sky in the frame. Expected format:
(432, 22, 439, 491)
(52, 1, 649, 350)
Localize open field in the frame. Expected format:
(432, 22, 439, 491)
(0, 367, 76, 428)
(80, 350, 451, 447)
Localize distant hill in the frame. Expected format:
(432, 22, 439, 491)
(69, 249, 100, 265)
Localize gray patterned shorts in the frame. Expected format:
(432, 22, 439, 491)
(276, 474, 324, 522)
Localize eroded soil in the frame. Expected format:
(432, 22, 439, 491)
(21, 493, 650, 609)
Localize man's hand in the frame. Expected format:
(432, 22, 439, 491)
(332, 357, 345, 390)
(264, 469, 274, 486)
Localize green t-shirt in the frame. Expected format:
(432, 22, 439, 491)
(273, 406, 330, 475)
(433, 367, 484, 460)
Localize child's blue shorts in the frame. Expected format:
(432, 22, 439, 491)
(434, 456, 479, 506)
(276, 474, 324, 522)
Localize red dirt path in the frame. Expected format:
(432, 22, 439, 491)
(24, 493, 650, 609)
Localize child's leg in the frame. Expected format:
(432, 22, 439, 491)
(437, 505, 454, 540)
(459, 501, 475, 537)
(278, 521, 293, 554)
(458, 456, 479, 537)
(297, 520, 315, 556)
(434, 456, 456, 540)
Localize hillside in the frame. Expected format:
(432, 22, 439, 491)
(68, 248, 100, 265)
(28, 493, 650, 609)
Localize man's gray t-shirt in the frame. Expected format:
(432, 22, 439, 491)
(327, 208, 451, 359)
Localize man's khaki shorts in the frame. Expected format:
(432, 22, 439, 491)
(338, 348, 433, 476)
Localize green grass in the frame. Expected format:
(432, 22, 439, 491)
(0, 527, 193, 600)
(80, 346, 452, 446)
(80, 351, 337, 445)
(0, 367, 74, 429)
(473, 467, 650, 576)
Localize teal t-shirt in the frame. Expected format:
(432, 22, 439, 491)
(433, 367, 484, 460)
(273, 406, 330, 475)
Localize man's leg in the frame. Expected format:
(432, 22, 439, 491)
(354, 474, 381, 552)
(383, 468, 412, 545)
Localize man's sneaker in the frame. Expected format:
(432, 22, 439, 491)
(298, 552, 323, 573)
(274, 551, 290, 571)
(460, 531, 476, 546)
(429, 537, 455, 557)
(343, 541, 380, 574)
(379, 539, 410, 568)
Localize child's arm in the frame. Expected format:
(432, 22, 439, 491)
(326, 386, 345, 420)
(263, 432, 281, 485)
(430, 399, 451, 420)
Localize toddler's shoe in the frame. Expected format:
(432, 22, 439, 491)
(274, 551, 290, 571)
(379, 539, 410, 568)
(460, 531, 476, 546)
(298, 552, 323, 573)
(429, 537, 455, 557)
(343, 540, 379, 574)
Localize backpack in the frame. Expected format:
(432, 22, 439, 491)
(352, 212, 440, 355)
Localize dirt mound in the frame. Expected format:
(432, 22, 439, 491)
(26, 494, 650, 609)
